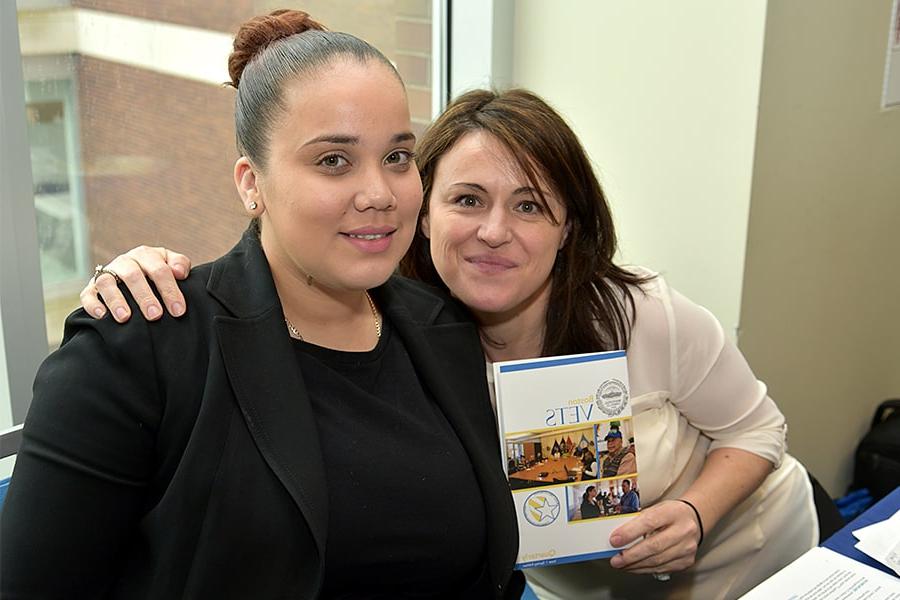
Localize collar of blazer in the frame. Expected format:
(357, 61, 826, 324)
(203, 230, 518, 595)
(205, 229, 449, 326)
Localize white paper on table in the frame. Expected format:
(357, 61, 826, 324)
(853, 509, 900, 576)
(740, 546, 900, 599)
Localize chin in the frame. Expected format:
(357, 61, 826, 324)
(332, 267, 395, 292)
(360, 271, 397, 290)
(362, 255, 407, 285)
(456, 292, 518, 316)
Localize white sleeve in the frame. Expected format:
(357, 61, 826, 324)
(664, 283, 787, 468)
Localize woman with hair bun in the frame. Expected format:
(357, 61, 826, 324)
(0, 10, 523, 599)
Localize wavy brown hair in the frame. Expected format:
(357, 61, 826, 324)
(399, 89, 652, 356)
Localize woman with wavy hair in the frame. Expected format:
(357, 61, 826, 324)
(400, 87, 818, 598)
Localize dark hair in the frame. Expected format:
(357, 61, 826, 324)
(227, 9, 400, 169)
(399, 89, 653, 356)
(582, 486, 597, 502)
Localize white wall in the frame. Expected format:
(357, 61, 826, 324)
(511, 0, 768, 337)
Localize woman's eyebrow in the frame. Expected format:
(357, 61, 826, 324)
(301, 134, 359, 147)
(513, 186, 542, 195)
(392, 132, 416, 144)
(447, 183, 548, 197)
(450, 182, 488, 193)
(300, 132, 415, 148)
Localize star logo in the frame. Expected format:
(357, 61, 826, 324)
(523, 490, 561, 527)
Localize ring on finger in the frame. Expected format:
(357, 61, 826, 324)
(93, 264, 121, 285)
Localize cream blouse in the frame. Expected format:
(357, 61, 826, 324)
(489, 270, 818, 600)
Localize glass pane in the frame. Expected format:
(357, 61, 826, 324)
(17, 1, 435, 348)
(26, 81, 85, 287)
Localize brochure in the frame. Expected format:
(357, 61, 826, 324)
(493, 351, 639, 569)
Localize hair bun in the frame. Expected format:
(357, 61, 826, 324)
(228, 9, 326, 88)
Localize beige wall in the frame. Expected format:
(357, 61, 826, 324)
(512, 0, 768, 337)
(740, 0, 900, 495)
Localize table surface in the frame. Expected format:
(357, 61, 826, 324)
(822, 485, 900, 576)
(508, 456, 585, 482)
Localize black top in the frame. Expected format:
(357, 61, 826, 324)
(580, 497, 601, 520)
(297, 319, 488, 598)
(1, 231, 523, 600)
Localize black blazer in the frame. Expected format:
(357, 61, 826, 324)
(1, 232, 523, 599)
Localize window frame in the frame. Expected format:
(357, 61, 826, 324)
(0, 0, 50, 428)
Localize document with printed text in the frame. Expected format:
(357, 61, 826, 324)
(492, 351, 640, 568)
(741, 546, 900, 599)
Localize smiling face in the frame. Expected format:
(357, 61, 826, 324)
(421, 131, 568, 320)
(236, 59, 422, 293)
(606, 436, 623, 454)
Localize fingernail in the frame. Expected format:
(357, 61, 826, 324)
(173, 265, 186, 277)
(147, 305, 161, 319)
(610, 535, 622, 547)
(172, 302, 185, 317)
(115, 307, 128, 321)
(610, 555, 622, 568)
(93, 307, 105, 318)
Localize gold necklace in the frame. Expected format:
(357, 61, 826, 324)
(284, 291, 381, 341)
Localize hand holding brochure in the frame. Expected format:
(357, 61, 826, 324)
(492, 351, 640, 569)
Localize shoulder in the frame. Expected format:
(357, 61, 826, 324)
(29, 260, 225, 463)
(55, 261, 221, 373)
(172, 261, 222, 318)
(179, 261, 216, 298)
(612, 266, 671, 353)
(619, 267, 727, 390)
(620, 267, 723, 346)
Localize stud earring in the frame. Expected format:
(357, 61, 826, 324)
(248, 201, 258, 210)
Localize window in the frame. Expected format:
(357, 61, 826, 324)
(25, 62, 90, 302)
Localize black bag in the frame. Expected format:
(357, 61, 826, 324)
(851, 399, 900, 501)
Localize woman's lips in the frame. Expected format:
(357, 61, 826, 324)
(465, 255, 517, 274)
(341, 227, 396, 253)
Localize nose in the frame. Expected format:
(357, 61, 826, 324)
(354, 165, 396, 211)
(476, 206, 512, 247)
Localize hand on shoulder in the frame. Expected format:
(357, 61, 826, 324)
(81, 246, 192, 323)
